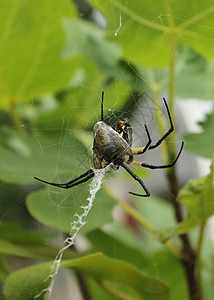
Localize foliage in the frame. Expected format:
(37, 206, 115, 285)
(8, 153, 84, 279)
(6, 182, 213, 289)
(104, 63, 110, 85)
(0, 1, 214, 300)
(184, 109, 214, 158)
(3, 253, 170, 300)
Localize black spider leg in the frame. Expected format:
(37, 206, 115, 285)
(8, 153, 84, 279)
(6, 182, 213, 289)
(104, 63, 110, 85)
(34, 169, 94, 189)
(149, 97, 173, 150)
(120, 124, 151, 197)
(121, 163, 150, 197)
(101, 91, 104, 121)
(139, 124, 152, 154)
(114, 124, 151, 197)
(137, 98, 173, 154)
(140, 141, 184, 169)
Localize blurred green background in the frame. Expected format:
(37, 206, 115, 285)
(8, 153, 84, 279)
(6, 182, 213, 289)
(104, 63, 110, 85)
(0, 1, 214, 300)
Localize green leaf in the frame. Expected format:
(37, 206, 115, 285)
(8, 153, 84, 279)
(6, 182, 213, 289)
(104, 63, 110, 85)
(0, 181, 32, 225)
(62, 18, 121, 72)
(62, 17, 148, 91)
(172, 156, 214, 236)
(145, 251, 188, 300)
(3, 261, 51, 300)
(87, 229, 148, 268)
(199, 234, 214, 300)
(86, 277, 113, 300)
(33, 66, 131, 131)
(0, 128, 91, 184)
(134, 195, 175, 230)
(174, 48, 214, 100)
(132, 195, 177, 248)
(139, 47, 214, 100)
(3, 253, 169, 300)
(26, 187, 115, 233)
(89, 0, 214, 67)
(203, 258, 214, 300)
(0, 240, 62, 261)
(87, 229, 188, 300)
(0, 127, 115, 231)
(184, 109, 214, 158)
(0, 222, 54, 244)
(0, 270, 7, 283)
(0, 0, 78, 107)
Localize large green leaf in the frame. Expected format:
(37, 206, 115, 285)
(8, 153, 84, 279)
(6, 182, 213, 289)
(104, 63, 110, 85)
(87, 229, 188, 300)
(137, 48, 214, 100)
(0, 0, 78, 107)
(3, 253, 169, 300)
(62, 18, 121, 73)
(169, 157, 214, 237)
(0, 127, 115, 231)
(62, 17, 149, 91)
(0, 240, 59, 261)
(87, 229, 148, 267)
(174, 49, 214, 100)
(0, 128, 91, 184)
(0, 222, 54, 244)
(184, 109, 214, 158)
(26, 187, 115, 233)
(0, 226, 77, 261)
(32, 61, 131, 131)
(89, 0, 214, 67)
(86, 277, 113, 300)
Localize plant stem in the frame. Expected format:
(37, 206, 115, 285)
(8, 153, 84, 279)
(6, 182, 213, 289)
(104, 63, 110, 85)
(76, 272, 91, 300)
(147, 69, 168, 164)
(166, 25, 200, 300)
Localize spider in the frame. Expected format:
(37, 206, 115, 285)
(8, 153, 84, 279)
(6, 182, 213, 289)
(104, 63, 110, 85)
(34, 92, 184, 197)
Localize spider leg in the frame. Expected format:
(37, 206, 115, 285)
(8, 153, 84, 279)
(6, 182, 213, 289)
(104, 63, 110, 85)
(121, 163, 150, 197)
(132, 124, 152, 155)
(149, 98, 173, 150)
(132, 98, 174, 155)
(34, 169, 94, 189)
(131, 141, 184, 169)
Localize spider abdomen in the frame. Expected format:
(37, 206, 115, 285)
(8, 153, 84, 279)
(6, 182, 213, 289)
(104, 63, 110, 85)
(93, 121, 133, 169)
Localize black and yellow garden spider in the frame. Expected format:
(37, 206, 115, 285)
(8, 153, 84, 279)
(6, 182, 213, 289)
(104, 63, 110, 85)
(34, 92, 184, 197)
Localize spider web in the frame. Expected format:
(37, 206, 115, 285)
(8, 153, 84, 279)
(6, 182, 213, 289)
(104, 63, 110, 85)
(0, 1, 213, 300)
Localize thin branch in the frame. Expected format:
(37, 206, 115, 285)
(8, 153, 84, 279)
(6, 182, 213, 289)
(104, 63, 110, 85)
(165, 23, 200, 300)
(76, 272, 91, 300)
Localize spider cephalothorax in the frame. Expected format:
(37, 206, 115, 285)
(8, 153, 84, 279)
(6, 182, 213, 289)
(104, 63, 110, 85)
(34, 91, 184, 197)
(115, 118, 132, 147)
